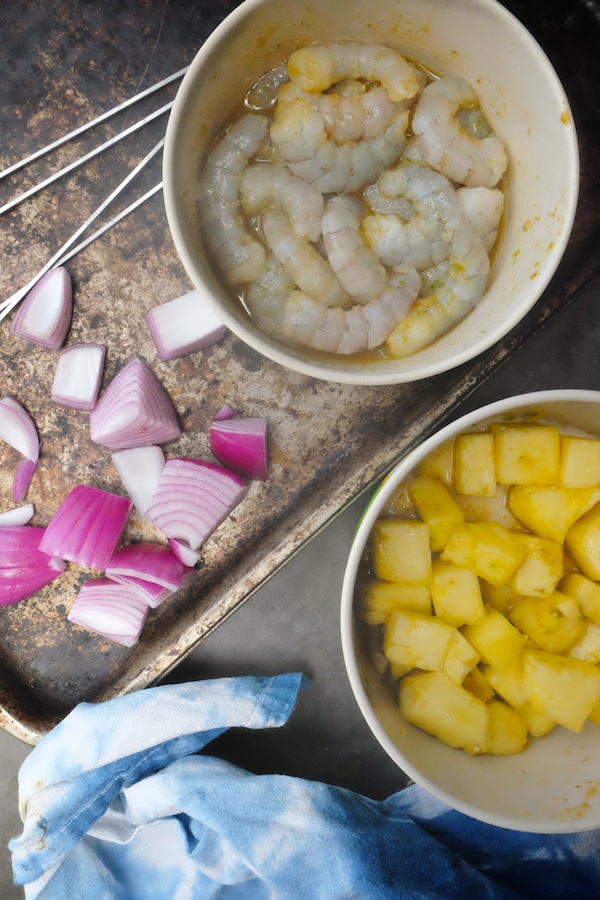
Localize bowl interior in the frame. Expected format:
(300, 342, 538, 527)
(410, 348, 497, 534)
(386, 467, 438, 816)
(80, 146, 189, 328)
(163, 0, 579, 383)
(341, 390, 600, 832)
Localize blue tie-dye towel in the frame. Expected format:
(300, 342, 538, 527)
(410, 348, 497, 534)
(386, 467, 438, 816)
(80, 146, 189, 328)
(8, 673, 600, 899)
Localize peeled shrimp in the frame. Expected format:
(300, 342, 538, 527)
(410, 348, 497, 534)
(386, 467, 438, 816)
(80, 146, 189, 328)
(282, 266, 421, 354)
(198, 114, 269, 284)
(270, 97, 409, 193)
(239, 162, 324, 241)
(456, 186, 504, 254)
(261, 207, 350, 308)
(287, 41, 420, 103)
(412, 76, 508, 188)
(244, 253, 296, 339)
(321, 195, 388, 299)
(386, 213, 490, 358)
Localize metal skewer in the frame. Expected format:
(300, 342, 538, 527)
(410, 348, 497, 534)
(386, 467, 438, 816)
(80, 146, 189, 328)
(0, 67, 187, 183)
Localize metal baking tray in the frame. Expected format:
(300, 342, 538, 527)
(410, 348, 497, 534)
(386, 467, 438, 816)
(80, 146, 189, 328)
(1, 0, 599, 744)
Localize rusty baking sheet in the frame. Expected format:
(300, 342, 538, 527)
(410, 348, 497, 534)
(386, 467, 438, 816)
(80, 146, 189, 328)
(1, 0, 600, 744)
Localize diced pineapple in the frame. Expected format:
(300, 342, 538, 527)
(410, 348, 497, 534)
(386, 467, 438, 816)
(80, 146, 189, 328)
(371, 519, 432, 584)
(480, 580, 521, 615)
(443, 629, 481, 684)
(408, 475, 464, 552)
(507, 485, 600, 543)
(418, 438, 454, 487)
(559, 572, 600, 627)
(381, 482, 413, 518)
(508, 534, 563, 597)
(430, 559, 485, 626)
(588, 699, 600, 727)
(462, 604, 527, 669)
(360, 579, 432, 624)
(483, 700, 528, 755)
(384, 609, 454, 673)
(507, 591, 583, 654)
(565, 618, 600, 664)
(565, 502, 600, 580)
(453, 432, 497, 497)
(492, 423, 560, 486)
(559, 435, 600, 488)
(521, 648, 600, 731)
(440, 522, 526, 585)
(518, 703, 556, 738)
(482, 657, 527, 707)
(400, 670, 489, 751)
(462, 667, 495, 703)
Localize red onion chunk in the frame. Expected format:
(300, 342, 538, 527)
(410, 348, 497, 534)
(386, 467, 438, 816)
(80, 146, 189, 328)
(89, 358, 181, 450)
(12, 458, 37, 503)
(106, 572, 173, 608)
(210, 416, 269, 481)
(0, 396, 40, 501)
(0, 504, 34, 526)
(39, 485, 132, 568)
(52, 343, 106, 411)
(68, 577, 149, 646)
(0, 526, 64, 606)
(146, 289, 227, 361)
(105, 542, 185, 590)
(146, 458, 248, 551)
(214, 405, 236, 421)
(10, 267, 73, 349)
(168, 538, 200, 568)
(111, 445, 165, 516)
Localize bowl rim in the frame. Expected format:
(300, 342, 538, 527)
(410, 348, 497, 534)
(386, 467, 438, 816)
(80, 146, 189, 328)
(340, 388, 600, 831)
(163, 0, 580, 385)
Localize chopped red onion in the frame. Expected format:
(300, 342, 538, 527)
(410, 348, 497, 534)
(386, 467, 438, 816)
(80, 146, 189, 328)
(105, 542, 185, 590)
(111, 445, 165, 516)
(214, 405, 236, 421)
(89, 357, 181, 450)
(168, 538, 200, 568)
(51, 343, 106, 411)
(106, 573, 173, 608)
(146, 289, 227, 361)
(10, 267, 73, 349)
(210, 416, 268, 481)
(145, 458, 248, 551)
(0, 504, 34, 527)
(0, 526, 65, 606)
(68, 577, 149, 646)
(39, 484, 132, 568)
(0, 396, 40, 501)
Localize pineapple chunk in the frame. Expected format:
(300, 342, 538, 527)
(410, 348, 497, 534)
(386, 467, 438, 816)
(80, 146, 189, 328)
(507, 591, 583, 654)
(462, 604, 527, 669)
(440, 522, 526, 585)
(360, 580, 432, 624)
(564, 501, 600, 580)
(443, 630, 481, 684)
(559, 435, 600, 488)
(408, 475, 464, 552)
(453, 432, 497, 497)
(565, 618, 600, 664)
(588, 700, 600, 727)
(521, 648, 600, 731)
(371, 519, 432, 584)
(507, 485, 600, 543)
(508, 534, 563, 597)
(384, 609, 454, 673)
(482, 657, 527, 707)
(483, 700, 528, 755)
(462, 667, 495, 703)
(418, 438, 454, 487)
(559, 572, 600, 627)
(430, 559, 485, 626)
(492, 423, 560, 485)
(400, 670, 489, 751)
(480, 580, 521, 615)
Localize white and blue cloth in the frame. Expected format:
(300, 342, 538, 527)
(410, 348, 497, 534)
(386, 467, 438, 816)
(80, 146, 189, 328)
(9, 672, 600, 898)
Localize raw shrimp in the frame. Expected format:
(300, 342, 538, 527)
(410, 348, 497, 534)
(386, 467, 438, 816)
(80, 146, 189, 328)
(239, 162, 324, 241)
(282, 266, 421, 354)
(412, 76, 508, 188)
(385, 213, 490, 358)
(261, 207, 350, 308)
(244, 253, 296, 339)
(198, 114, 269, 284)
(287, 41, 420, 103)
(456, 186, 504, 254)
(321, 195, 388, 298)
(362, 162, 461, 270)
(270, 97, 409, 193)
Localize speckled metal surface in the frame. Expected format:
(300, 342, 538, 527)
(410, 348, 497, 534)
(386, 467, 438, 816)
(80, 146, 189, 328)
(0, 0, 599, 744)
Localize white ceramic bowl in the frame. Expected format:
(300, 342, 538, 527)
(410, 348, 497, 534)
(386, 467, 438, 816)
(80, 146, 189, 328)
(341, 390, 600, 832)
(163, 0, 579, 384)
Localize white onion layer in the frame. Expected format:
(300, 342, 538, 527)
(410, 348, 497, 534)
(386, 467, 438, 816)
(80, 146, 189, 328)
(52, 343, 106, 411)
(146, 289, 227, 361)
(10, 267, 73, 349)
